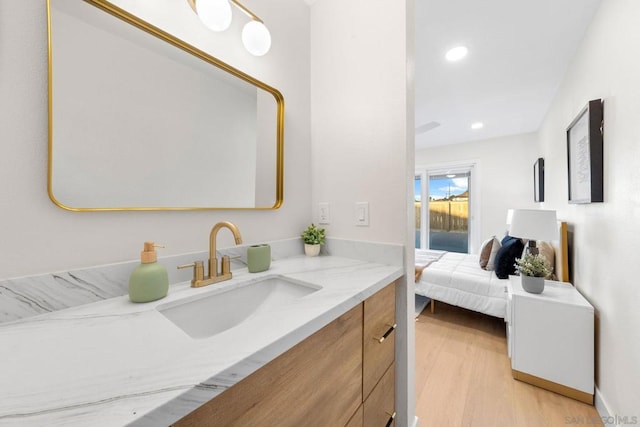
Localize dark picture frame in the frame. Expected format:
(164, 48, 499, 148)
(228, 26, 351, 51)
(534, 158, 544, 202)
(567, 99, 604, 203)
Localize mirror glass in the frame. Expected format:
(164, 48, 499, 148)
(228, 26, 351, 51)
(47, 0, 284, 210)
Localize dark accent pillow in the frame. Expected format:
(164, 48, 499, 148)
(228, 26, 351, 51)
(494, 236, 525, 279)
(500, 235, 517, 246)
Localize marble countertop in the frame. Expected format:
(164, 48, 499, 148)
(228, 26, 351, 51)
(0, 255, 403, 426)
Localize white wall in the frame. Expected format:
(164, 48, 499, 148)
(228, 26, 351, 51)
(537, 0, 640, 418)
(0, 0, 310, 279)
(310, 0, 410, 244)
(310, 0, 414, 425)
(415, 133, 539, 243)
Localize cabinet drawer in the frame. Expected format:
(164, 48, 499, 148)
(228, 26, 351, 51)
(363, 362, 395, 427)
(363, 282, 396, 399)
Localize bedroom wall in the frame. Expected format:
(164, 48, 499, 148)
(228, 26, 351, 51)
(0, 0, 311, 279)
(415, 132, 539, 248)
(537, 0, 640, 419)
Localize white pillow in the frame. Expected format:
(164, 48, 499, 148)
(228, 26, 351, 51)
(479, 236, 501, 271)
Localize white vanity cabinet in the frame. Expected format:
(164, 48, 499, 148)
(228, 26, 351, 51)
(506, 277, 594, 404)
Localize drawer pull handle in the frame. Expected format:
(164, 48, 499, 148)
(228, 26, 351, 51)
(374, 323, 397, 343)
(385, 411, 396, 427)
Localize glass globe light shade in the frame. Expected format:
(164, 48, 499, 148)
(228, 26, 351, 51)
(196, 0, 232, 32)
(242, 21, 271, 56)
(445, 46, 468, 62)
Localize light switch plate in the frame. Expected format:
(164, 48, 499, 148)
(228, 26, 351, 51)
(355, 202, 369, 226)
(318, 202, 331, 224)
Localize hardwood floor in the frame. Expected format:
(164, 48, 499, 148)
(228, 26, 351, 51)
(415, 303, 602, 427)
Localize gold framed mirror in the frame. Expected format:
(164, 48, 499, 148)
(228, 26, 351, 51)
(47, 0, 284, 211)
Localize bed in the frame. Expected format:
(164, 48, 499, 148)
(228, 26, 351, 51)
(415, 221, 569, 319)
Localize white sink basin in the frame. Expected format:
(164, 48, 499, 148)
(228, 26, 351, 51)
(157, 276, 321, 339)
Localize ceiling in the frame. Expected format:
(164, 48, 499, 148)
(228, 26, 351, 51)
(414, 0, 602, 150)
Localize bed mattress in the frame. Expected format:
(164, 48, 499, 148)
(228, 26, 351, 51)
(415, 252, 508, 319)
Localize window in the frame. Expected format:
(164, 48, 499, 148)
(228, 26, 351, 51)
(415, 163, 479, 253)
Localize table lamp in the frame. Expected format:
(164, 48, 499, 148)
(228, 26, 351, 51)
(508, 209, 557, 255)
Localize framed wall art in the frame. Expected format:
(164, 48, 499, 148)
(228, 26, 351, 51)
(534, 157, 544, 202)
(566, 98, 604, 203)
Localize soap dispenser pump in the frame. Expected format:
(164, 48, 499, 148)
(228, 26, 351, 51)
(128, 242, 169, 303)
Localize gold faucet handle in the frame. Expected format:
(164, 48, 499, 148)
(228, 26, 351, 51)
(178, 261, 205, 286)
(221, 255, 231, 276)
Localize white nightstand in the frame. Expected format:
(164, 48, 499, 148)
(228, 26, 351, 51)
(506, 276, 594, 404)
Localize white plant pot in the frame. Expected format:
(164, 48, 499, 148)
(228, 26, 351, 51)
(521, 275, 545, 294)
(304, 243, 321, 257)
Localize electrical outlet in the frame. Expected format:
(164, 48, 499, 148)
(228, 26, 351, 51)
(318, 202, 331, 224)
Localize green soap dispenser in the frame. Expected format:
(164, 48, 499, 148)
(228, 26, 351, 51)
(128, 242, 169, 303)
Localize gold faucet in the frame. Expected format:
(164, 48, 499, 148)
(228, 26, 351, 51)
(178, 221, 243, 287)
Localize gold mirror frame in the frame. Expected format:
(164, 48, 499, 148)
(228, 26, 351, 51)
(47, 0, 284, 211)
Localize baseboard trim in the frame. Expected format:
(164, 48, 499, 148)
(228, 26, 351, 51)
(512, 369, 593, 405)
(594, 386, 615, 425)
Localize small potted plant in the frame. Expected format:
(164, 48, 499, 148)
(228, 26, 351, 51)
(301, 223, 325, 257)
(515, 253, 551, 294)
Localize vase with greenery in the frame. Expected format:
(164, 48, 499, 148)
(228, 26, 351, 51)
(301, 223, 325, 256)
(515, 253, 551, 293)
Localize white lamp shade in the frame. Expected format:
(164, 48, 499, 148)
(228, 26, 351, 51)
(196, 0, 232, 32)
(242, 21, 271, 56)
(508, 209, 558, 241)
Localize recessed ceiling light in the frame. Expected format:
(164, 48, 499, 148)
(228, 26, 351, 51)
(471, 122, 484, 130)
(445, 46, 468, 62)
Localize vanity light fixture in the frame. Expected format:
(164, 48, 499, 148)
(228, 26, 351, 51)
(187, 0, 271, 56)
(471, 122, 484, 130)
(445, 45, 468, 62)
(193, 0, 232, 31)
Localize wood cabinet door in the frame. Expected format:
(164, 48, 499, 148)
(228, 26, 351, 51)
(175, 304, 363, 427)
(345, 405, 363, 427)
(364, 362, 396, 427)
(363, 282, 396, 399)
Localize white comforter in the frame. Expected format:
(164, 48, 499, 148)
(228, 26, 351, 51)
(415, 251, 509, 319)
